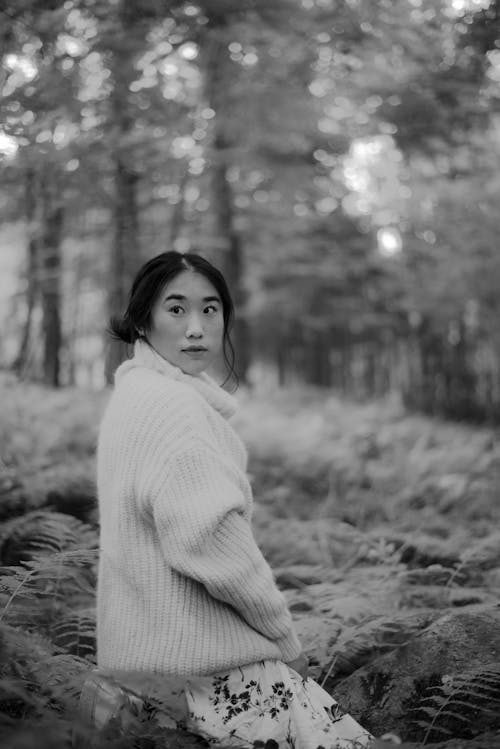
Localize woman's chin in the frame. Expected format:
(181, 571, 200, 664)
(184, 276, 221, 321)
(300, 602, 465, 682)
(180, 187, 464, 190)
(179, 360, 209, 376)
(178, 349, 217, 376)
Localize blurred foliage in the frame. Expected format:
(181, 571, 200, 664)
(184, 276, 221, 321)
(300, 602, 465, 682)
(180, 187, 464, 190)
(1, 1, 500, 419)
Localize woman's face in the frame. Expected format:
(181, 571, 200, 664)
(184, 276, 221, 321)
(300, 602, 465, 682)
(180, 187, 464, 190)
(147, 270, 224, 376)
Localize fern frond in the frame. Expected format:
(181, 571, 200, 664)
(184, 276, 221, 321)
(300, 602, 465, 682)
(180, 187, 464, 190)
(23, 548, 98, 591)
(52, 608, 96, 660)
(0, 549, 97, 623)
(0, 564, 40, 609)
(0, 620, 92, 729)
(0, 510, 97, 566)
(413, 720, 453, 736)
(0, 620, 54, 668)
(80, 669, 191, 726)
(31, 652, 92, 714)
(0, 675, 48, 716)
(413, 663, 500, 745)
(320, 612, 434, 686)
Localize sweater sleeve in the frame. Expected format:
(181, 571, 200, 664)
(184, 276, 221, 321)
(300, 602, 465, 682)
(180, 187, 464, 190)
(142, 402, 301, 660)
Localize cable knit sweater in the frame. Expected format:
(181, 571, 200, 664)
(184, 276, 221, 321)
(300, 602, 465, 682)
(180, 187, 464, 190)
(96, 340, 302, 677)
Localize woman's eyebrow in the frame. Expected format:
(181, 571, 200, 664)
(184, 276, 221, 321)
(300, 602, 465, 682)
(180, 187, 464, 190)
(164, 293, 221, 302)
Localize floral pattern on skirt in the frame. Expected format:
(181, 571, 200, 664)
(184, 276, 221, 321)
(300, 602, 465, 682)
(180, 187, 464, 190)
(185, 660, 373, 749)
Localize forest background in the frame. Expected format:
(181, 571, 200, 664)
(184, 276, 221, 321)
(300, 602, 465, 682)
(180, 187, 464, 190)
(2, 1, 500, 749)
(1, 0, 500, 422)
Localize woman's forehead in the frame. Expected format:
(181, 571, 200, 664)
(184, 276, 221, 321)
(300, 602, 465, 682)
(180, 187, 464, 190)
(161, 270, 220, 300)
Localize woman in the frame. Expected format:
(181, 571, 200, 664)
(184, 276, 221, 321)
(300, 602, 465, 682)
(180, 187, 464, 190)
(96, 250, 372, 748)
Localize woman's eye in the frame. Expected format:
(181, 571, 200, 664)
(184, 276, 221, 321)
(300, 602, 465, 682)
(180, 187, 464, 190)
(169, 305, 184, 314)
(204, 305, 219, 314)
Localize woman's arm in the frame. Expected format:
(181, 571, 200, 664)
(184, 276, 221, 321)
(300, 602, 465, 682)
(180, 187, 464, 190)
(149, 439, 301, 660)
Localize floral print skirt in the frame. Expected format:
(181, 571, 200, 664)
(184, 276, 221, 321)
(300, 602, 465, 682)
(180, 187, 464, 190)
(185, 660, 373, 749)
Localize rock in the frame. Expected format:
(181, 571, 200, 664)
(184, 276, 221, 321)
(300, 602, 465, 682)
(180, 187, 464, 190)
(331, 605, 500, 743)
(293, 615, 341, 681)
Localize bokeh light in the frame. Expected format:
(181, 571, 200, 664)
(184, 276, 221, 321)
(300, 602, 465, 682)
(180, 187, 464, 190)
(377, 227, 402, 257)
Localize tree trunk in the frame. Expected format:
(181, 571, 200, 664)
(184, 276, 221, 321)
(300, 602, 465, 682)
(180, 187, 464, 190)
(203, 20, 250, 384)
(364, 345, 376, 397)
(276, 344, 287, 387)
(40, 170, 63, 387)
(211, 138, 250, 382)
(104, 1, 141, 384)
(12, 168, 40, 378)
(105, 156, 139, 382)
(443, 320, 481, 420)
(307, 330, 331, 386)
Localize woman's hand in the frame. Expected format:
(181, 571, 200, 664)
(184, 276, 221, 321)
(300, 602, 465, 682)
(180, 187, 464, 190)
(285, 652, 309, 680)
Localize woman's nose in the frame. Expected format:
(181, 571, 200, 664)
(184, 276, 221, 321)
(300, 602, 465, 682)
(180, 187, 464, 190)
(186, 312, 203, 338)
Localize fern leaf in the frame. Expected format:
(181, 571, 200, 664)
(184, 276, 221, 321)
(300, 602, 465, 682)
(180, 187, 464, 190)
(31, 653, 92, 713)
(0, 675, 47, 712)
(414, 721, 453, 737)
(417, 704, 447, 717)
(320, 612, 433, 684)
(52, 609, 96, 660)
(0, 548, 97, 623)
(432, 709, 473, 724)
(0, 511, 97, 566)
(414, 663, 500, 744)
(419, 693, 448, 707)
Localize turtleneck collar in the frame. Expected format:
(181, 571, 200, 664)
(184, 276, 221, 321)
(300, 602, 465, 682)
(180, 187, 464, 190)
(114, 339, 237, 420)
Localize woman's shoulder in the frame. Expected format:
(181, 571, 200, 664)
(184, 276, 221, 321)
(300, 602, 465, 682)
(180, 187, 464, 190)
(114, 366, 207, 424)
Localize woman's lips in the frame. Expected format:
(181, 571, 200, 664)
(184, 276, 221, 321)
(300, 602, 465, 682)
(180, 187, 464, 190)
(182, 347, 207, 356)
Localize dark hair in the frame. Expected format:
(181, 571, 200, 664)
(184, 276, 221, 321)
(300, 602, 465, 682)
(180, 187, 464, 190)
(108, 251, 237, 387)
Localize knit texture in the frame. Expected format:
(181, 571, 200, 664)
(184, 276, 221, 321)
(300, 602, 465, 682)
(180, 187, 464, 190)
(96, 340, 302, 676)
